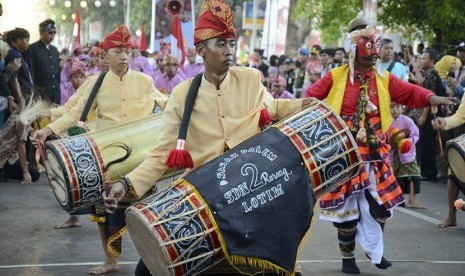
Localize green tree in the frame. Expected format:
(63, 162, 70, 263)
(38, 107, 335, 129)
(294, 0, 465, 51)
(380, 0, 465, 51)
(293, 0, 362, 44)
(286, 0, 312, 54)
(129, 1, 152, 33)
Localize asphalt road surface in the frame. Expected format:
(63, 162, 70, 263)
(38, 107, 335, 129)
(1, 173, 464, 276)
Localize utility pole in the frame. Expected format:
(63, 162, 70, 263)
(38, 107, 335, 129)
(151, 0, 156, 51)
(250, 0, 258, 54)
(126, 0, 131, 29)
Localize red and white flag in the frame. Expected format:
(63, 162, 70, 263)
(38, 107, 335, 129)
(140, 20, 147, 51)
(72, 11, 81, 44)
(171, 16, 185, 68)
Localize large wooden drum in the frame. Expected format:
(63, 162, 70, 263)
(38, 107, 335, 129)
(126, 101, 362, 276)
(44, 115, 163, 212)
(446, 134, 465, 184)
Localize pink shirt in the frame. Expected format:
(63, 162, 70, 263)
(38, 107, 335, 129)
(129, 56, 152, 76)
(387, 114, 419, 165)
(60, 82, 76, 106)
(184, 63, 205, 79)
(271, 90, 294, 99)
(154, 74, 185, 95)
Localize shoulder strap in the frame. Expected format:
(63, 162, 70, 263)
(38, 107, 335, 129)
(178, 73, 203, 140)
(79, 72, 107, 122)
(387, 61, 396, 72)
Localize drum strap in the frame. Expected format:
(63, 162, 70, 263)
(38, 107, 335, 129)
(79, 72, 108, 124)
(165, 73, 203, 169)
(386, 60, 396, 72)
(179, 73, 203, 140)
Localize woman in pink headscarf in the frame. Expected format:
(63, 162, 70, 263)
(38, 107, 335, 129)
(60, 59, 86, 105)
(271, 75, 294, 99)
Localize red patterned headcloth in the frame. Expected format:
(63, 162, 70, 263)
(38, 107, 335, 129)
(101, 25, 134, 50)
(92, 42, 105, 56)
(194, 0, 236, 45)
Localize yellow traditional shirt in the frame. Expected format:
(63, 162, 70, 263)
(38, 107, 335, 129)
(50, 74, 96, 122)
(47, 69, 168, 134)
(127, 66, 303, 197)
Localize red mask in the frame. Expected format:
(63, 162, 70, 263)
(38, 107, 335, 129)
(356, 35, 380, 59)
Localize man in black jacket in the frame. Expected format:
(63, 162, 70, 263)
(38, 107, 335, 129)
(26, 19, 60, 104)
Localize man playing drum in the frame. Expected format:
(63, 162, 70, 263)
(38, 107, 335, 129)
(47, 43, 109, 230)
(104, 0, 314, 275)
(305, 20, 454, 274)
(30, 25, 168, 275)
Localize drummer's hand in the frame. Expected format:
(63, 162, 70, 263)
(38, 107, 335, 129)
(431, 117, 446, 130)
(29, 128, 51, 145)
(429, 95, 455, 107)
(302, 97, 317, 107)
(103, 181, 127, 212)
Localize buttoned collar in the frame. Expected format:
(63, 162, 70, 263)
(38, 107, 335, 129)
(107, 68, 132, 81)
(201, 70, 231, 91)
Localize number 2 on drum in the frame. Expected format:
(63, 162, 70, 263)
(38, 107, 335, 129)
(241, 163, 264, 192)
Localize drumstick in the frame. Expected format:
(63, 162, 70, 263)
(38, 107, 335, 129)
(36, 142, 46, 166)
(103, 172, 112, 196)
(432, 113, 445, 159)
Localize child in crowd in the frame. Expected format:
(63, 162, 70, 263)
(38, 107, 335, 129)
(60, 59, 86, 106)
(265, 66, 279, 92)
(271, 75, 294, 99)
(302, 60, 322, 96)
(388, 102, 424, 208)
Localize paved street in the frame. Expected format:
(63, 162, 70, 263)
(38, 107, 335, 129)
(1, 173, 464, 276)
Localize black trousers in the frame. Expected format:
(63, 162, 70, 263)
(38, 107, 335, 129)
(135, 259, 151, 276)
(1, 161, 40, 182)
(417, 117, 437, 179)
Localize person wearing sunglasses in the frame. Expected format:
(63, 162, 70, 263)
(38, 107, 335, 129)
(25, 19, 60, 105)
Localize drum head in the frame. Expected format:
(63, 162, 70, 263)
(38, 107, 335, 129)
(126, 207, 173, 276)
(447, 146, 465, 184)
(45, 149, 70, 211)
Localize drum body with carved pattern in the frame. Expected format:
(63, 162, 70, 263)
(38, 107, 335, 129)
(44, 114, 163, 212)
(446, 134, 465, 185)
(125, 100, 362, 276)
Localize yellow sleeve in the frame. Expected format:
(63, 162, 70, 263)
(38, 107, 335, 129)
(126, 90, 182, 197)
(50, 80, 91, 121)
(47, 79, 96, 134)
(50, 105, 66, 122)
(445, 95, 465, 130)
(149, 84, 169, 110)
(263, 86, 303, 121)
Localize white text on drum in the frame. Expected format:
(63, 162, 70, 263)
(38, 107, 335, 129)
(224, 163, 291, 212)
(216, 146, 277, 180)
(241, 184, 284, 213)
